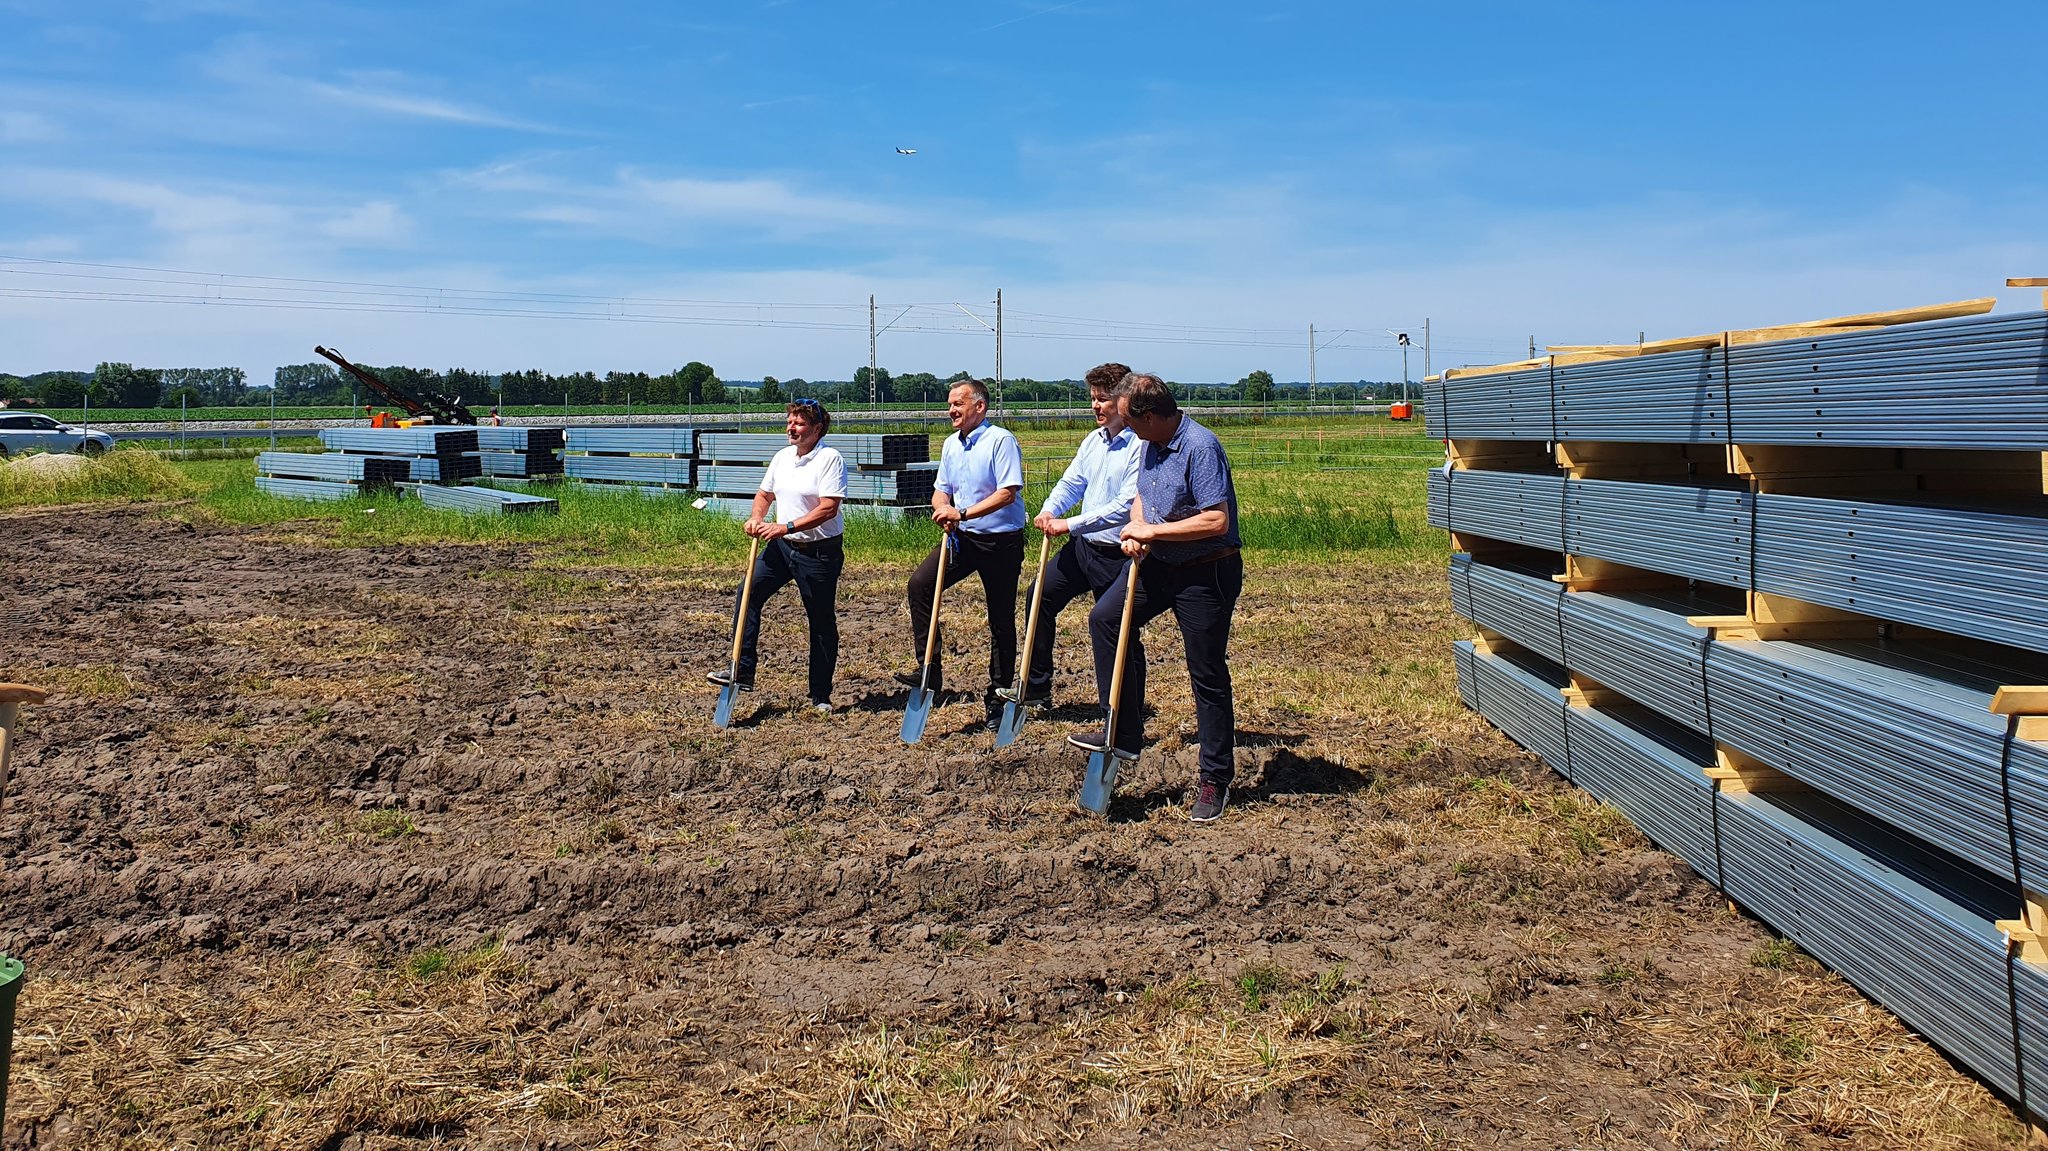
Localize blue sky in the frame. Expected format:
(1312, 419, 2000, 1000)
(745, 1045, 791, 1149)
(2, 0, 2045, 384)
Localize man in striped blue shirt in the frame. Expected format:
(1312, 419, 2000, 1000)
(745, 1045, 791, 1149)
(1000, 362, 1141, 711)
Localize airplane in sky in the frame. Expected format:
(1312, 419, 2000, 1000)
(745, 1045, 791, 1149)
(895, 147, 917, 155)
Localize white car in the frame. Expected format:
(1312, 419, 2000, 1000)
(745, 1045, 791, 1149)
(0, 413, 115, 458)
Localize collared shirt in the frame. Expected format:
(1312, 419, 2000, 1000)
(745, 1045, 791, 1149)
(760, 442, 847, 541)
(1135, 414, 1241, 565)
(936, 420, 1025, 534)
(1040, 425, 1139, 546)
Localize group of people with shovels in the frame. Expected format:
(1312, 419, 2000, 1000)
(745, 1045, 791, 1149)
(708, 366, 1242, 822)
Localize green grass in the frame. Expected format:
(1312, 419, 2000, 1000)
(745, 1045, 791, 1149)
(143, 416, 1446, 566)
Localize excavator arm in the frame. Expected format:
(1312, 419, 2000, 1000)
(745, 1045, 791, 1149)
(314, 346, 478, 426)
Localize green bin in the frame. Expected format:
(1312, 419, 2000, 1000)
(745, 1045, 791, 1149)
(0, 954, 21, 1127)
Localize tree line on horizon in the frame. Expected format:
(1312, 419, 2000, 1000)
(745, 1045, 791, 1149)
(1, 361, 1404, 410)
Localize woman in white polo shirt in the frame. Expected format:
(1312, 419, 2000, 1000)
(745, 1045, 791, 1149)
(706, 399, 848, 711)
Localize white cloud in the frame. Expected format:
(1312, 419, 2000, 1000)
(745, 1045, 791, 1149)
(306, 77, 560, 133)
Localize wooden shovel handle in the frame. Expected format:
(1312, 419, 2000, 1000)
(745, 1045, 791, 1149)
(920, 529, 952, 674)
(1010, 532, 1053, 696)
(0, 685, 49, 705)
(1102, 556, 1142, 745)
(727, 535, 764, 671)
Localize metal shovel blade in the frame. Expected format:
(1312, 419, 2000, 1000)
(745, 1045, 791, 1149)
(1078, 749, 1124, 815)
(713, 682, 739, 729)
(993, 699, 1026, 748)
(900, 687, 935, 744)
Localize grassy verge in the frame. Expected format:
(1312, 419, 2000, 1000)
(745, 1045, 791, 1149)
(0, 449, 194, 509)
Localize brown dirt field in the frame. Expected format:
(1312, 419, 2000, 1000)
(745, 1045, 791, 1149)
(0, 505, 2024, 1149)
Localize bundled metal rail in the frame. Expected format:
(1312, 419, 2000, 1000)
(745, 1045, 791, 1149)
(319, 427, 479, 456)
(698, 432, 929, 468)
(253, 476, 359, 502)
(1717, 788, 2023, 1100)
(1438, 301, 2048, 1126)
(1563, 478, 1753, 588)
(1464, 643, 1571, 772)
(1432, 308, 2048, 450)
(1554, 347, 1728, 443)
(1560, 586, 1735, 733)
(1456, 554, 1566, 664)
(1562, 700, 1720, 884)
(403, 483, 558, 516)
(1726, 311, 2048, 449)
(1424, 363, 1552, 440)
(256, 452, 408, 485)
(1754, 492, 2048, 656)
(1706, 638, 2042, 881)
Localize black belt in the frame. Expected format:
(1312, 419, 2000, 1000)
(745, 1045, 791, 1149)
(783, 535, 841, 551)
(1082, 538, 1125, 555)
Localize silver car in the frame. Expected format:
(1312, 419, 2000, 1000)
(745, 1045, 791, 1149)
(0, 413, 115, 458)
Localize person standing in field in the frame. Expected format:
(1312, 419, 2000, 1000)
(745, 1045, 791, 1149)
(899, 379, 1025, 731)
(1001, 361, 1141, 712)
(707, 398, 847, 712)
(1070, 373, 1243, 823)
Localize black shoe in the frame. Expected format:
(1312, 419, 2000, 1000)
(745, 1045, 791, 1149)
(894, 667, 942, 694)
(1190, 778, 1230, 823)
(984, 699, 1003, 732)
(706, 669, 754, 691)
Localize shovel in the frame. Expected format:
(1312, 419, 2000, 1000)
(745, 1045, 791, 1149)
(1077, 554, 1142, 815)
(900, 527, 954, 744)
(994, 531, 1053, 747)
(713, 534, 764, 729)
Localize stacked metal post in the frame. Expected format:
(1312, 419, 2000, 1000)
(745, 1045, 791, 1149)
(560, 426, 730, 495)
(473, 426, 565, 479)
(319, 427, 482, 482)
(692, 433, 935, 522)
(1428, 303, 2048, 1127)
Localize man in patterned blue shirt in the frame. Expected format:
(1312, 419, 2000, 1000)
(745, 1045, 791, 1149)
(1070, 372, 1243, 822)
(899, 378, 1026, 730)
(1000, 361, 1141, 711)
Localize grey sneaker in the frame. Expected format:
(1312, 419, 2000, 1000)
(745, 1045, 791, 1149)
(996, 686, 1054, 712)
(706, 669, 754, 691)
(811, 700, 833, 714)
(1190, 779, 1229, 823)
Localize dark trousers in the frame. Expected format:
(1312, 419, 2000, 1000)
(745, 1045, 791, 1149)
(907, 529, 1024, 697)
(1024, 537, 1126, 697)
(732, 536, 844, 703)
(1088, 552, 1243, 782)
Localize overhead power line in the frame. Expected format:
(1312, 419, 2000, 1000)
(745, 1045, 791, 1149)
(0, 254, 1526, 361)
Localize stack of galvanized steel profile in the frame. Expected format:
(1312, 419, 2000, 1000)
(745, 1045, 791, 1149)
(692, 432, 934, 521)
(320, 426, 483, 482)
(1426, 298, 2048, 1127)
(474, 426, 565, 479)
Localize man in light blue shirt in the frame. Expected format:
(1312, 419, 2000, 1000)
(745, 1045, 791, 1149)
(1000, 362, 1140, 711)
(900, 378, 1026, 730)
